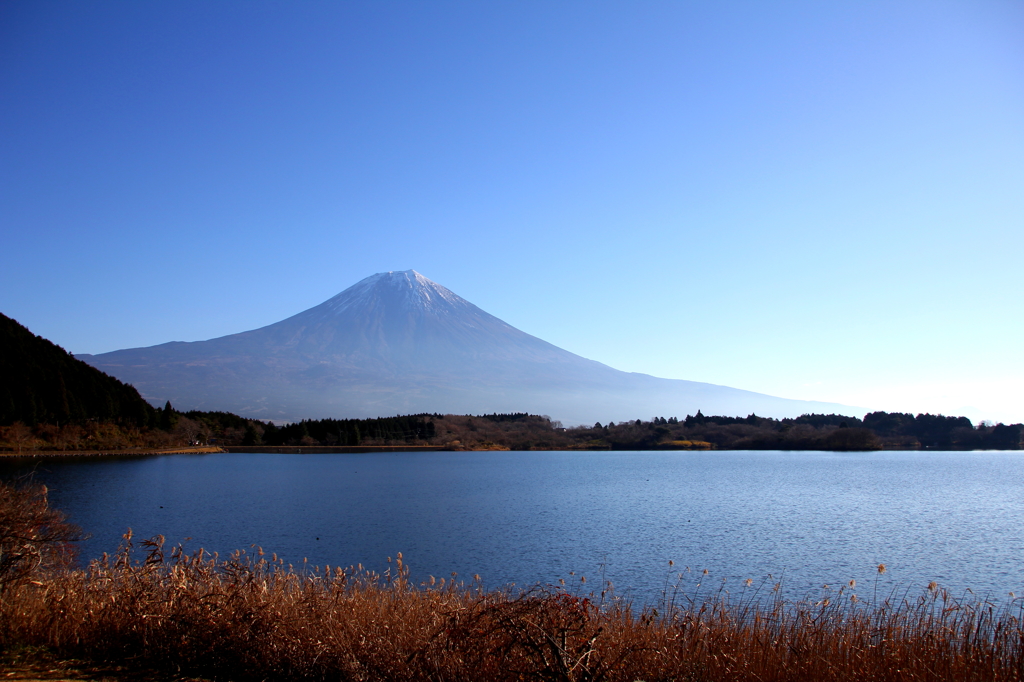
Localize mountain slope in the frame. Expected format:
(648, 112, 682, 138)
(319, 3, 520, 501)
(78, 270, 860, 424)
(0, 313, 155, 426)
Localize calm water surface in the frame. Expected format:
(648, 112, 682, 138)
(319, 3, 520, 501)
(3, 450, 1023, 604)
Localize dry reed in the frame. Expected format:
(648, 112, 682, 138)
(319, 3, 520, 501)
(1, 532, 1022, 681)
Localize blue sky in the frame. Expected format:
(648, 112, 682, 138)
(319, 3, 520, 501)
(2, 1, 1022, 423)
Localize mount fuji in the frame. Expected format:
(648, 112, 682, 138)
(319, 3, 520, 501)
(78, 270, 858, 424)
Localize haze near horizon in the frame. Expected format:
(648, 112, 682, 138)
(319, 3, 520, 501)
(1, 1, 1021, 423)
(77, 269, 864, 425)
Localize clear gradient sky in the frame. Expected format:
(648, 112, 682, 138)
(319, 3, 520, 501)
(2, 1, 1022, 423)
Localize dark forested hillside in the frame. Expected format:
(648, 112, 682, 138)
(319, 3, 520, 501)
(0, 313, 155, 426)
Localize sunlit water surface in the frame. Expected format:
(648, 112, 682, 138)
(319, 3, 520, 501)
(3, 450, 1022, 604)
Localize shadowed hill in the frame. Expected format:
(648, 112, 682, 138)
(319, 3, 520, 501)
(0, 313, 155, 426)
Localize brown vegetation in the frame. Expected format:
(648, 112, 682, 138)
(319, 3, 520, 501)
(433, 415, 886, 452)
(0, 482, 84, 591)
(4, 538, 1023, 681)
(0, 422, 182, 454)
(1, 480, 1022, 681)
(0, 410, 237, 455)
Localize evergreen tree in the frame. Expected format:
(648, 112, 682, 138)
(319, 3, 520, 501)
(242, 422, 263, 446)
(160, 401, 176, 431)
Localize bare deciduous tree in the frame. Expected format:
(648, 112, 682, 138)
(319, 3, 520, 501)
(3, 422, 33, 454)
(173, 416, 208, 445)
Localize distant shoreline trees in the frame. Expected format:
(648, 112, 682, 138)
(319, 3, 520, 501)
(5, 407, 1019, 454)
(2, 311, 1020, 453)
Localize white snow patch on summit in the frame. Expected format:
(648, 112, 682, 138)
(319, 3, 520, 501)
(320, 270, 470, 317)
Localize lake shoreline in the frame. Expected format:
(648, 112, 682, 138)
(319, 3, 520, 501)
(1, 442, 1017, 458)
(0, 445, 225, 458)
(0, 443, 822, 457)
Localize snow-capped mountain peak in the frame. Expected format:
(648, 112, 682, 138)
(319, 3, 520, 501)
(321, 270, 468, 317)
(80, 270, 859, 424)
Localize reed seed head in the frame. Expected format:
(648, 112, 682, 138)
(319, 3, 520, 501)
(877, 563, 886, 575)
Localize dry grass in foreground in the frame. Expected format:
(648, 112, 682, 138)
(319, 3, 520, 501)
(0, 532, 1021, 682)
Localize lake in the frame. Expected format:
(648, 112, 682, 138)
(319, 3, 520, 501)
(3, 450, 1023, 605)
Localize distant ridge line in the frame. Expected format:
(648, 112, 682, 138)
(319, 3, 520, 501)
(78, 270, 864, 424)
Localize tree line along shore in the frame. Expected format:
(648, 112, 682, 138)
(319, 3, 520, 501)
(1, 408, 1021, 455)
(2, 310, 1021, 454)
